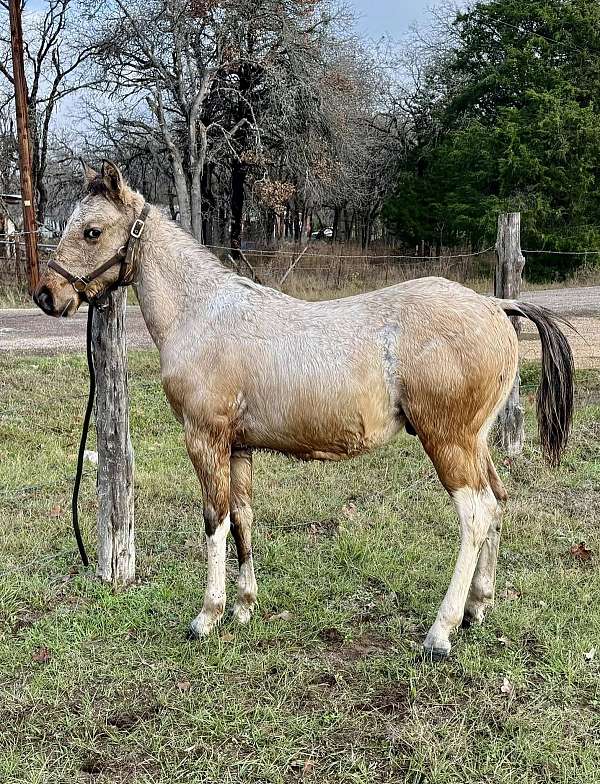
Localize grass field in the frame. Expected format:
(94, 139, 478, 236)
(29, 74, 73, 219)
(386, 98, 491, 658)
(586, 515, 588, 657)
(1, 351, 599, 783)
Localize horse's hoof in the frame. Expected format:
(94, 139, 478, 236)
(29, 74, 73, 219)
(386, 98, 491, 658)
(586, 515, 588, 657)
(422, 633, 451, 661)
(232, 602, 254, 625)
(462, 602, 488, 628)
(421, 645, 450, 662)
(186, 612, 219, 640)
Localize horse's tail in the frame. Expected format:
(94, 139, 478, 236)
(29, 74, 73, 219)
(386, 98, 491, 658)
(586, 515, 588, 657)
(498, 300, 574, 466)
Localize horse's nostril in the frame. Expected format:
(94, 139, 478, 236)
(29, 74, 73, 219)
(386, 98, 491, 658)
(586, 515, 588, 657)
(35, 287, 54, 314)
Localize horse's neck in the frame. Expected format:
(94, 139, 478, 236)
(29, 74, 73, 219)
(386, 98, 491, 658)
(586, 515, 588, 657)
(133, 208, 229, 348)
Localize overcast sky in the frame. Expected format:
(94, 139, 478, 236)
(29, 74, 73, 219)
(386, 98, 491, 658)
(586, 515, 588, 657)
(350, 0, 432, 41)
(25, 0, 433, 41)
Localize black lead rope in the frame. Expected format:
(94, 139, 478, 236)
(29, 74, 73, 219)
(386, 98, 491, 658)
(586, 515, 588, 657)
(71, 303, 95, 567)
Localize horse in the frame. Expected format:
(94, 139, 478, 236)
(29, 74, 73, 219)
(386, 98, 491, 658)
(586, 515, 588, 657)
(33, 161, 574, 658)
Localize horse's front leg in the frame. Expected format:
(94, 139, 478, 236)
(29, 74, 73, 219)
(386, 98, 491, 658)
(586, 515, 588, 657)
(184, 421, 231, 639)
(230, 448, 258, 624)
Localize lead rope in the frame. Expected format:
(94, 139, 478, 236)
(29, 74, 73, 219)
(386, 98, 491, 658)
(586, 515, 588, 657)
(71, 303, 95, 567)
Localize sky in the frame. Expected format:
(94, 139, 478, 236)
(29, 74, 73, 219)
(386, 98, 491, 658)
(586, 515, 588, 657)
(350, 0, 432, 41)
(24, 0, 433, 42)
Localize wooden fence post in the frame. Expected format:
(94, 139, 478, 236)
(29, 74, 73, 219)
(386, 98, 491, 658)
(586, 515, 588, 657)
(495, 212, 525, 457)
(92, 288, 135, 585)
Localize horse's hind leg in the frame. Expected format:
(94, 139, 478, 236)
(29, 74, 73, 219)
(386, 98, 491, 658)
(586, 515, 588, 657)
(421, 441, 499, 658)
(230, 448, 258, 624)
(464, 453, 506, 626)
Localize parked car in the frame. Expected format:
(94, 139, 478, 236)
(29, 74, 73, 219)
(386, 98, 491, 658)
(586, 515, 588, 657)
(310, 227, 334, 240)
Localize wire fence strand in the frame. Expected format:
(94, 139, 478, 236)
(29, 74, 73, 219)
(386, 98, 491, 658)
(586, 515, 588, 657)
(523, 249, 600, 255)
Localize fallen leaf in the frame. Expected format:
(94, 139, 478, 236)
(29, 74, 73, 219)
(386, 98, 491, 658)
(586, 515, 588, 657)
(176, 680, 192, 692)
(497, 635, 512, 647)
(290, 759, 315, 775)
(49, 504, 62, 518)
(500, 676, 514, 697)
(584, 647, 596, 662)
(501, 583, 521, 600)
(267, 610, 293, 622)
(341, 501, 357, 519)
(570, 542, 593, 562)
(220, 631, 235, 642)
(32, 647, 51, 664)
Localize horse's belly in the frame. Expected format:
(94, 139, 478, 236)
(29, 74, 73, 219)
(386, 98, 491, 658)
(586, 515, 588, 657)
(240, 388, 401, 460)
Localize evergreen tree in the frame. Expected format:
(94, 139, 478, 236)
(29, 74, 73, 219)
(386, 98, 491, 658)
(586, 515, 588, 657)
(386, 0, 600, 278)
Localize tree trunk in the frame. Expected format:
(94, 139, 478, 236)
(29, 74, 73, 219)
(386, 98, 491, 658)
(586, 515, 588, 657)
(167, 189, 177, 221)
(230, 158, 246, 257)
(332, 207, 340, 241)
(201, 162, 215, 246)
(293, 205, 301, 243)
(190, 168, 203, 242)
(36, 178, 48, 227)
(170, 156, 191, 232)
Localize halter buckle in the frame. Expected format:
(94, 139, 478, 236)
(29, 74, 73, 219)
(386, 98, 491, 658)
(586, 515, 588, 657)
(72, 278, 89, 293)
(130, 218, 145, 239)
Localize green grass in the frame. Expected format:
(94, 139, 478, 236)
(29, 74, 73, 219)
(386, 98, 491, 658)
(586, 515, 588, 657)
(1, 352, 599, 783)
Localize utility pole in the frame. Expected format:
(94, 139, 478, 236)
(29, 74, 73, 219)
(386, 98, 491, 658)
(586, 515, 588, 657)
(9, 0, 39, 293)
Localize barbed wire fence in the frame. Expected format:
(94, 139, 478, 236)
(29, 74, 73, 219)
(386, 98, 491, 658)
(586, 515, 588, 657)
(1, 227, 599, 375)
(1, 223, 599, 369)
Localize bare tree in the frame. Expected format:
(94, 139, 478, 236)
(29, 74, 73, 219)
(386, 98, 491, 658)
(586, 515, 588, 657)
(0, 100, 18, 195)
(0, 0, 98, 223)
(85, 0, 229, 238)
(85, 0, 352, 246)
(77, 0, 403, 251)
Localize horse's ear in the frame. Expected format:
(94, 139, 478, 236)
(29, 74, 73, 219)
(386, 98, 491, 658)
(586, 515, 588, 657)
(101, 159, 126, 200)
(80, 159, 98, 185)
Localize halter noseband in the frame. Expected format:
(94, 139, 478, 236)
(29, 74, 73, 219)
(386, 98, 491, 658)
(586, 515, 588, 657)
(48, 203, 151, 303)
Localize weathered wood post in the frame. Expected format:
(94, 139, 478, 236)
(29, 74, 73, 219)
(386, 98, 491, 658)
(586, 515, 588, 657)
(495, 212, 525, 457)
(92, 288, 135, 585)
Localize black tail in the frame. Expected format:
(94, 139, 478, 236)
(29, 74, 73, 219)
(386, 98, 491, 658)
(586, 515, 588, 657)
(501, 301, 574, 466)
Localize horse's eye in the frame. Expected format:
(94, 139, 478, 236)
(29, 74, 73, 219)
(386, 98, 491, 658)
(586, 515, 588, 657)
(84, 227, 102, 241)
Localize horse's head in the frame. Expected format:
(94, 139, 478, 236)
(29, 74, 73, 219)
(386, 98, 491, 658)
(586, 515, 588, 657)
(34, 160, 142, 317)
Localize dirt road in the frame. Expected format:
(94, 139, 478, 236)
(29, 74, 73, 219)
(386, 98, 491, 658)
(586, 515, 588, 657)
(0, 305, 154, 354)
(1, 286, 599, 366)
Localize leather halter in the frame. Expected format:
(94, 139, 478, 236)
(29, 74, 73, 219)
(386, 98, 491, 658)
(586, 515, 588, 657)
(48, 203, 151, 302)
